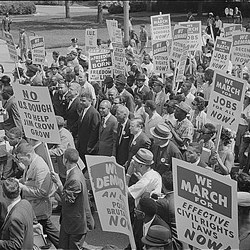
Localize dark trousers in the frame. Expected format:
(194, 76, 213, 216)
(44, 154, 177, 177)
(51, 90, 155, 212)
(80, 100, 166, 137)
(38, 218, 60, 249)
(59, 226, 86, 250)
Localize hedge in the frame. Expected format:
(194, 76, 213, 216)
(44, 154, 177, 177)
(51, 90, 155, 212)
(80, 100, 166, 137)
(108, 1, 147, 14)
(0, 1, 36, 15)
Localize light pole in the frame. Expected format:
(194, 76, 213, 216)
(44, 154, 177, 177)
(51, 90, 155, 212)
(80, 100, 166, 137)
(123, 1, 130, 43)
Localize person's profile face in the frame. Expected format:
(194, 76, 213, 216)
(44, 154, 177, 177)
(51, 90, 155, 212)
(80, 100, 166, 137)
(185, 146, 199, 163)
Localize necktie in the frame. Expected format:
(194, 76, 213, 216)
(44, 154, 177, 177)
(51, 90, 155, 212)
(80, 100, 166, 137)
(101, 117, 105, 127)
(118, 123, 124, 144)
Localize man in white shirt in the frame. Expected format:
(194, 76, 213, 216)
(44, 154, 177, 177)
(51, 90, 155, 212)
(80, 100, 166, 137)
(126, 148, 162, 206)
(67, 37, 79, 54)
(141, 54, 154, 78)
(144, 100, 164, 140)
(78, 72, 96, 106)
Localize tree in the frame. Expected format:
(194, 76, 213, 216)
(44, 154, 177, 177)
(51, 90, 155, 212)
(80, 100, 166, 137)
(97, 0, 103, 24)
(65, 0, 70, 18)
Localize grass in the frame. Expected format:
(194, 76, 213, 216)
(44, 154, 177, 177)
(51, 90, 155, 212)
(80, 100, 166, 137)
(6, 10, 250, 50)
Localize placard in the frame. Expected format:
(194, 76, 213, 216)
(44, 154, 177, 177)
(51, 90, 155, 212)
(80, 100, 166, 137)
(3, 31, 18, 62)
(173, 158, 238, 250)
(151, 14, 172, 41)
(152, 40, 171, 74)
(29, 36, 45, 65)
(231, 32, 250, 66)
(209, 37, 232, 72)
(179, 21, 202, 53)
(106, 19, 118, 43)
(176, 45, 189, 82)
(112, 43, 125, 76)
(206, 71, 246, 131)
(12, 84, 60, 144)
(86, 155, 134, 243)
(85, 29, 97, 52)
(89, 51, 113, 81)
(170, 25, 188, 62)
(223, 23, 242, 38)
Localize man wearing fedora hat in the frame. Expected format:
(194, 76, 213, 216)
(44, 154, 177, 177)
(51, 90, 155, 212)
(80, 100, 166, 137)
(166, 101, 194, 151)
(126, 148, 162, 206)
(141, 225, 173, 250)
(115, 74, 135, 113)
(152, 78, 169, 116)
(151, 124, 183, 176)
(134, 72, 153, 101)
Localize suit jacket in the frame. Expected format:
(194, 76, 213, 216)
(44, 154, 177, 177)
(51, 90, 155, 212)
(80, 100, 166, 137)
(61, 166, 94, 235)
(113, 119, 132, 166)
(21, 154, 55, 220)
(77, 105, 100, 162)
(127, 131, 151, 163)
(65, 97, 80, 138)
(152, 140, 183, 175)
(3, 96, 22, 131)
(97, 114, 118, 156)
(134, 85, 153, 101)
(0, 199, 34, 250)
(51, 91, 69, 118)
(120, 89, 135, 113)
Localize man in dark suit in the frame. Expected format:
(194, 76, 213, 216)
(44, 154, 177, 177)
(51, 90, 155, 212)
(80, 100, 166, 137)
(52, 80, 69, 118)
(134, 72, 153, 101)
(77, 92, 100, 166)
(127, 118, 151, 165)
(65, 81, 81, 139)
(0, 178, 34, 250)
(113, 104, 132, 166)
(51, 148, 94, 250)
(2, 86, 22, 131)
(184, 142, 209, 168)
(151, 123, 183, 176)
(97, 100, 117, 156)
(132, 197, 170, 250)
(115, 74, 135, 113)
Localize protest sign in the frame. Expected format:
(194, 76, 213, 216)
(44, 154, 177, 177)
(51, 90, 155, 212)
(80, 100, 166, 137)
(152, 40, 171, 74)
(151, 14, 172, 41)
(223, 23, 242, 38)
(209, 37, 232, 72)
(175, 45, 189, 83)
(106, 19, 118, 43)
(179, 21, 202, 53)
(231, 32, 250, 66)
(86, 155, 135, 248)
(29, 36, 45, 65)
(85, 29, 97, 52)
(173, 158, 238, 250)
(89, 50, 113, 81)
(112, 43, 125, 76)
(206, 71, 246, 131)
(170, 25, 188, 62)
(3, 31, 18, 62)
(12, 84, 60, 144)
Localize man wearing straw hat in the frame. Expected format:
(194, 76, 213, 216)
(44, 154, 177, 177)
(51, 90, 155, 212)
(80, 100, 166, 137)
(150, 123, 183, 176)
(126, 148, 162, 206)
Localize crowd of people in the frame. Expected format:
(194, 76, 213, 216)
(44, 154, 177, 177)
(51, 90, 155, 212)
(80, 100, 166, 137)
(0, 7, 250, 250)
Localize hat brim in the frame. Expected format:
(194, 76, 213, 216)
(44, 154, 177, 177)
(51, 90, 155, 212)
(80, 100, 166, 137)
(175, 104, 190, 114)
(132, 155, 154, 165)
(150, 127, 172, 140)
(141, 236, 167, 247)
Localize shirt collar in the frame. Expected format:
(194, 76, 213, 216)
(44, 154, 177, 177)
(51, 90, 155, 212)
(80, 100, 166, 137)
(121, 118, 128, 127)
(7, 197, 21, 214)
(66, 165, 77, 177)
(144, 215, 156, 236)
(133, 130, 142, 140)
(193, 157, 201, 166)
(160, 140, 169, 148)
(103, 112, 111, 123)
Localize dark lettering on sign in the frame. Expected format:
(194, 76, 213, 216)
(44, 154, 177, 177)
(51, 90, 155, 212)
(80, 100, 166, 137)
(22, 90, 39, 102)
